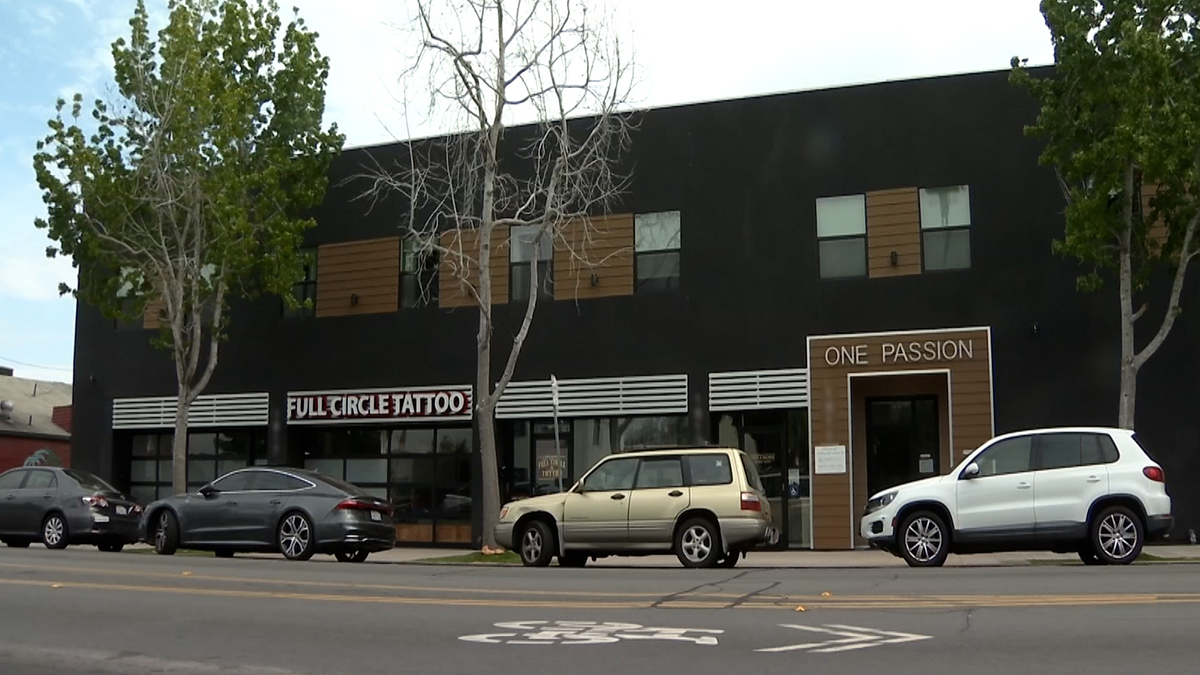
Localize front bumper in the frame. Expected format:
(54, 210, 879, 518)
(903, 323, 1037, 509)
(494, 522, 516, 551)
(860, 508, 899, 551)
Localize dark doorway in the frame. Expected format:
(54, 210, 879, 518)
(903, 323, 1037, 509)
(864, 396, 940, 498)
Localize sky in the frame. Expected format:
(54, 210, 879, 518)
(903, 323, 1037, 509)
(0, 0, 1056, 385)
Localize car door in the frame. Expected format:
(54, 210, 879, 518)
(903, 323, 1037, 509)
(1032, 432, 1113, 539)
(626, 456, 689, 545)
(561, 456, 638, 546)
(955, 434, 1036, 540)
(231, 470, 292, 545)
(182, 471, 253, 544)
(16, 470, 58, 534)
(0, 470, 29, 534)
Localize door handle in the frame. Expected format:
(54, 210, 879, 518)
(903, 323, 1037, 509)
(667, 490, 683, 497)
(1086, 476, 1101, 483)
(270, 499, 281, 506)
(4, 495, 14, 500)
(224, 500, 237, 506)
(42, 494, 53, 499)
(1016, 482, 1032, 489)
(610, 493, 625, 500)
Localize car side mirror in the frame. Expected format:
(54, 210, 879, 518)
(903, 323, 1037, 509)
(961, 463, 981, 480)
(198, 484, 218, 498)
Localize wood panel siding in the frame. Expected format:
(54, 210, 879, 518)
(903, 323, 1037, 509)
(1141, 182, 1169, 248)
(553, 213, 635, 300)
(142, 296, 165, 329)
(438, 227, 510, 309)
(316, 237, 400, 318)
(866, 188, 922, 278)
(807, 328, 994, 549)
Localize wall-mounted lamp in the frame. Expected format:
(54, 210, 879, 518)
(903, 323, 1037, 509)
(350, 293, 359, 306)
(589, 273, 600, 287)
(1031, 322, 1040, 335)
(889, 250, 899, 266)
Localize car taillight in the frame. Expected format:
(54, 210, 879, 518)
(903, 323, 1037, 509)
(740, 491, 762, 512)
(131, 504, 143, 514)
(1144, 466, 1165, 482)
(337, 498, 392, 515)
(82, 494, 109, 508)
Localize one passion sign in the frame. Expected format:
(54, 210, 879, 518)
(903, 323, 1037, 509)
(286, 386, 474, 424)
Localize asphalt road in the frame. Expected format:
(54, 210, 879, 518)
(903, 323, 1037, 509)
(1, 547, 1199, 675)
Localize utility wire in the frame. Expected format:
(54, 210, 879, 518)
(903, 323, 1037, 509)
(0, 355, 74, 372)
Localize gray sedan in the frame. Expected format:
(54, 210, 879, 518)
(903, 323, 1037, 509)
(138, 467, 397, 562)
(0, 467, 142, 551)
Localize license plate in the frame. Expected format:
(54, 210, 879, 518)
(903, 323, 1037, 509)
(370, 511, 381, 522)
(116, 506, 127, 515)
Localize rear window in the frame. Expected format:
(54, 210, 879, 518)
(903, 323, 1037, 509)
(685, 454, 733, 486)
(1130, 432, 1157, 462)
(64, 469, 116, 492)
(738, 452, 765, 492)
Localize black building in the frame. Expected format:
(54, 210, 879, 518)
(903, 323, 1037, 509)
(69, 67, 1200, 550)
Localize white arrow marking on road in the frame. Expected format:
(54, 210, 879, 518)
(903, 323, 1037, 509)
(756, 624, 933, 654)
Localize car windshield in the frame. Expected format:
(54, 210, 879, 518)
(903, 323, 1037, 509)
(64, 469, 117, 492)
(739, 452, 765, 492)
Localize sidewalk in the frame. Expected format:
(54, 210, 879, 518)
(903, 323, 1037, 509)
(374, 544, 1200, 568)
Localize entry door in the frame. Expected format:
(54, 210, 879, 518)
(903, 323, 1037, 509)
(531, 421, 570, 496)
(865, 397, 940, 497)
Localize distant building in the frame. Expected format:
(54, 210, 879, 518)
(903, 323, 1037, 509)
(0, 366, 73, 472)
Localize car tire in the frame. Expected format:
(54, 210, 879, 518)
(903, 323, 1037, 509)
(335, 550, 369, 563)
(41, 513, 68, 550)
(1091, 505, 1143, 565)
(153, 510, 179, 555)
(97, 543, 124, 553)
(718, 551, 740, 568)
(1077, 547, 1103, 565)
(518, 520, 555, 567)
(278, 512, 316, 561)
(215, 550, 234, 558)
(898, 510, 950, 568)
(675, 517, 720, 568)
(558, 552, 588, 567)
(4, 540, 30, 548)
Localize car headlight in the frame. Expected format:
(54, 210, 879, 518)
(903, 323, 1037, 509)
(864, 491, 898, 515)
(499, 507, 510, 520)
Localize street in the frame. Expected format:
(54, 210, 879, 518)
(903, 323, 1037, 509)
(1, 547, 1198, 674)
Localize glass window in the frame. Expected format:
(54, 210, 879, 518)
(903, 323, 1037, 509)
(304, 458, 344, 478)
(188, 433, 218, 456)
(633, 457, 684, 489)
(188, 460, 217, 485)
(573, 418, 617, 481)
(390, 429, 434, 454)
(618, 416, 688, 450)
(285, 248, 318, 318)
(212, 471, 253, 491)
(437, 428, 472, 454)
(815, 194, 867, 279)
(401, 236, 439, 309)
(251, 471, 292, 491)
(687, 454, 733, 486)
(130, 460, 158, 483)
(131, 435, 160, 457)
(1038, 433, 1083, 470)
(64, 470, 116, 492)
(1085, 434, 1121, 465)
(345, 458, 387, 484)
(920, 185, 972, 271)
(974, 436, 1032, 477)
(510, 225, 554, 303)
(511, 225, 553, 262)
(24, 470, 56, 489)
(130, 484, 156, 504)
(581, 457, 638, 492)
(635, 211, 682, 292)
(390, 457, 435, 483)
(740, 452, 766, 492)
(0, 470, 26, 490)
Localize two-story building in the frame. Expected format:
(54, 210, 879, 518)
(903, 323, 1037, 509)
(66, 67, 1200, 550)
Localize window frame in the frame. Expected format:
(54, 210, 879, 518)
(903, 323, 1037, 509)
(815, 194, 868, 279)
(919, 185, 973, 272)
(0, 470, 26, 490)
(633, 211, 682, 293)
(633, 456, 685, 489)
(684, 453, 735, 487)
(284, 248, 319, 318)
(509, 225, 554, 303)
(400, 235, 439, 309)
(578, 456, 640, 493)
(963, 435, 1033, 479)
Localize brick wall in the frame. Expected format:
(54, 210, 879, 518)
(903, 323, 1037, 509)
(51, 405, 73, 434)
(0, 436, 72, 473)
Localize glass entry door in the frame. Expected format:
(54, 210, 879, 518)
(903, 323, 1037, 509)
(865, 396, 940, 498)
(742, 426, 786, 550)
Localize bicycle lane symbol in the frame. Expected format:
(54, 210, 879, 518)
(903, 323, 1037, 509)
(458, 621, 724, 646)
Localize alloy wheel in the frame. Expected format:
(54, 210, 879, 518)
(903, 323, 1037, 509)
(279, 514, 310, 559)
(43, 517, 64, 548)
(680, 525, 712, 564)
(1099, 512, 1138, 560)
(904, 516, 943, 563)
(155, 513, 170, 550)
(521, 527, 543, 563)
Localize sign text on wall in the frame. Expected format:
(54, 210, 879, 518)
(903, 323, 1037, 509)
(822, 339, 976, 367)
(287, 388, 472, 422)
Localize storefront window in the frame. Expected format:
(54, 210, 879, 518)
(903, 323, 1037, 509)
(127, 430, 264, 502)
(570, 415, 688, 483)
(302, 429, 388, 498)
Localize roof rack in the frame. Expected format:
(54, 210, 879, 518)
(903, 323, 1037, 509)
(617, 442, 727, 452)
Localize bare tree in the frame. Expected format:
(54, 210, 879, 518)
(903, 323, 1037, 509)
(359, 0, 637, 549)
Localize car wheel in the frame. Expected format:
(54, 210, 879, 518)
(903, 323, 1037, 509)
(518, 520, 555, 567)
(718, 551, 740, 568)
(4, 540, 30, 548)
(278, 512, 316, 561)
(1091, 505, 1143, 565)
(899, 511, 950, 567)
(675, 517, 720, 568)
(41, 513, 68, 550)
(215, 550, 234, 558)
(153, 510, 179, 555)
(558, 552, 588, 567)
(335, 550, 370, 563)
(97, 543, 124, 553)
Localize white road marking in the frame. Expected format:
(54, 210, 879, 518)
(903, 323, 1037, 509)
(756, 623, 934, 653)
(459, 620, 723, 646)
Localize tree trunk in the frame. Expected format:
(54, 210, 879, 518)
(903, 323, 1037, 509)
(171, 389, 190, 494)
(1116, 166, 1137, 430)
(1118, 361, 1137, 430)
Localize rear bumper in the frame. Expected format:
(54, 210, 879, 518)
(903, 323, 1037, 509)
(319, 521, 397, 553)
(70, 513, 140, 544)
(1145, 514, 1174, 541)
(719, 517, 778, 549)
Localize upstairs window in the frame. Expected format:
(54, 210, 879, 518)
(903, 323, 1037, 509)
(919, 185, 972, 271)
(400, 236, 439, 308)
(510, 225, 554, 303)
(634, 211, 681, 292)
(285, 248, 318, 318)
(816, 194, 867, 278)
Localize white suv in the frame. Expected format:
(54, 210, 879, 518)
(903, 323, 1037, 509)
(860, 427, 1173, 567)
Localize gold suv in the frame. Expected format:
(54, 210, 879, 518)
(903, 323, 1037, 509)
(494, 445, 778, 568)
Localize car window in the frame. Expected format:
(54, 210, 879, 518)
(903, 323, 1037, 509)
(63, 469, 117, 492)
(739, 452, 765, 492)
(581, 457, 638, 492)
(0, 470, 27, 489)
(1038, 433, 1083, 470)
(974, 436, 1032, 477)
(1086, 433, 1121, 464)
(634, 458, 684, 489)
(686, 454, 733, 486)
(251, 471, 308, 491)
(211, 471, 253, 492)
(23, 471, 57, 489)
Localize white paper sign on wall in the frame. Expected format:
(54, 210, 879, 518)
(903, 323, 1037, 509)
(814, 445, 847, 475)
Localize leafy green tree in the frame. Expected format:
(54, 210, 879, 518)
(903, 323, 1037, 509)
(33, 0, 344, 493)
(1012, 0, 1200, 429)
